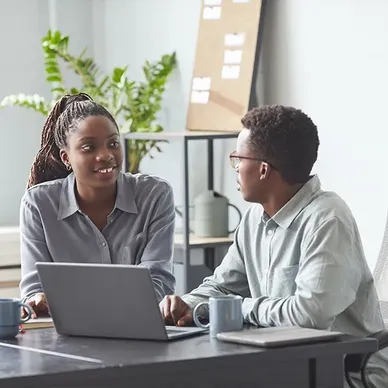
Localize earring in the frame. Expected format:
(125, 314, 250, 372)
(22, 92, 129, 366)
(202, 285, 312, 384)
(66, 164, 72, 171)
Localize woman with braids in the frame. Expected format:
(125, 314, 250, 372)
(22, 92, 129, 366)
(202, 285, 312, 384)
(20, 93, 175, 318)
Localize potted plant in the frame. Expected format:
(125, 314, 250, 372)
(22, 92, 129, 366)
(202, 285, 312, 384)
(0, 29, 176, 173)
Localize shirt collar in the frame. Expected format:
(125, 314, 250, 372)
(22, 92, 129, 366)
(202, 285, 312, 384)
(57, 171, 137, 220)
(270, 175, 321, 229)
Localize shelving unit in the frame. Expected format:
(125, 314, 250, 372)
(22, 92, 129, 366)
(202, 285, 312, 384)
(122, 131, 239, 294)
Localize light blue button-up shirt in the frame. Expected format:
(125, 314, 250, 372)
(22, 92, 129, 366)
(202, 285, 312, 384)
(182, 175, 388, 388)
(20, 172, 176, 303)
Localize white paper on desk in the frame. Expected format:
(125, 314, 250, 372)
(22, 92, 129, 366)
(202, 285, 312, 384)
(32, 317, 53, 322)
(203, 6, 222, 19)
(22, 317, 53, 329)
(221, 65, 240, 79)
(191, 90, 210, 104)
(204, 0, 222, 5)
(224, 50, 242, 65)
(192, 77, 211, 91)
(224, 33, 245, 47)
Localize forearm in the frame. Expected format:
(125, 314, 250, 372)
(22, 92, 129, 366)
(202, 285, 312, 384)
(151, 271, 175, 304)
(242, 284, 357, 329)
(182, 264, 249, 312)
(138, 258, 175, 303)
(182, 236, 249, 311)
(20, 274, 44, 300)
(181, 278, 230, 309)
(20, 238, 51, 299)
(242, 295, 330, 329)
(20, 197, 53, 299)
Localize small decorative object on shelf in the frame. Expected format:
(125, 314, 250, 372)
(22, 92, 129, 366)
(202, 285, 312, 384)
(193, 190, 242, 238)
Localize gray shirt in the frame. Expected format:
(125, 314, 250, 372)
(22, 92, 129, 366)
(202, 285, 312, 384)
(20, 171, 176, 303)
(182, 175, 387, 388)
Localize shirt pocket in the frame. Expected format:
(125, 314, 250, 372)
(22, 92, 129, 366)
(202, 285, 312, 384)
(120, 231, 148, 265)
(273, 265, 299, 297)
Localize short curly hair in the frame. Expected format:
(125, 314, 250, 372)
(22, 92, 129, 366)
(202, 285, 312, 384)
(241, 105, 319, 184)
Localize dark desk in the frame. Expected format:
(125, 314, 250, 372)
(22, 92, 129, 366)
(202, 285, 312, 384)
(0, 328, 377, 388)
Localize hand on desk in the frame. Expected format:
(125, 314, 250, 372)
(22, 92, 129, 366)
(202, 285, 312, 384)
(22, 292, 50, 319)
(159, 296, 193, 326)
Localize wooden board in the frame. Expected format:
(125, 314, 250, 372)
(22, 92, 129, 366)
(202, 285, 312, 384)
(187, 0, 266, 132)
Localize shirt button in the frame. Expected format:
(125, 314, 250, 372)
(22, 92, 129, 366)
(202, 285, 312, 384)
(101, 242, 107, 247)
(267, 229, 273, 235)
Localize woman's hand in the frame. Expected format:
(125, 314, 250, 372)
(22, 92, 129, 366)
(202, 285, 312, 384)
(22, 292, 50, 319)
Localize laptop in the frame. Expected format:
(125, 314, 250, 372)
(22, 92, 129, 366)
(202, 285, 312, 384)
(35, 262, 207, 341)
(216, 326, 343, 348)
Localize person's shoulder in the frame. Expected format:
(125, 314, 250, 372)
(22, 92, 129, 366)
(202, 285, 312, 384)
(123, 172, 173, 197)
(309, 189, 353, 221)
(22, 178, 66, 208)
(302, 187, 357, 234)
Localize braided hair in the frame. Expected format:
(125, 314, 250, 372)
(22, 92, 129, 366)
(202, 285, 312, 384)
(27, 93, 119, 189)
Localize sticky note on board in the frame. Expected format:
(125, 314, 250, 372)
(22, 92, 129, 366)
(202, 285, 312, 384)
(203, 6, 222, 19)
(192, 77, 211, 91)
(204, 0, 222, 5)
(191, 91, 210, 104)
(222, 65, 240, 79)
(224, 33, 245, 47)
(224, 50, 242, 65)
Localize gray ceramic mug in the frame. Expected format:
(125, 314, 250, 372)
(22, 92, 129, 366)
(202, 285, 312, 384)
(0, 298, 33, 338)
(193, 295, 243, 338)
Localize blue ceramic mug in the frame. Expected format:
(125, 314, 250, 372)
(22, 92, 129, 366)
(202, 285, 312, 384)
(193, 295, 243, 338)
(0, 298, 33, 338)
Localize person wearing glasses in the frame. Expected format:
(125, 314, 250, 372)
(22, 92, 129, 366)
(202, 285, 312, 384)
(159, 105, 387, 388)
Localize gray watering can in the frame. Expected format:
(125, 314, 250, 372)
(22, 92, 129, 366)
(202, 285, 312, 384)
(193, 190, 242, 238)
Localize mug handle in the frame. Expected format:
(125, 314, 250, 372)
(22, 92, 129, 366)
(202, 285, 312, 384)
(19, 302, 33, 323)
(192, 302, 210, 329)
(228, 204, 242, 233)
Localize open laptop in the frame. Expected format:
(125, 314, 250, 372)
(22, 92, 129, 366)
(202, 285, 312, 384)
(35, 262, 207, 341)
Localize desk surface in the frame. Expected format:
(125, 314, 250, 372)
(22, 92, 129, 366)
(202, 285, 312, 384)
(0, 328, 377, 384)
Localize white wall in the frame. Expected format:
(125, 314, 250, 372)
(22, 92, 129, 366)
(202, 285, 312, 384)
(0, 0, 96, 226)
(1, 0, 388, 270)
(0, 0, 49, 225)
(259, 0, 388, 269)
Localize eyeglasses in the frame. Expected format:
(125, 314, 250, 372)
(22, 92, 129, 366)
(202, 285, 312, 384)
(229, 151, 275, 170)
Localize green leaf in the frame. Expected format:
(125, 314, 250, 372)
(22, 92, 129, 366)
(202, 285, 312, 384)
(47, 75, 62, 82)
(112, 66, 127, 83)
(51, 86, 66, 94)
(45, 66, 59, 74)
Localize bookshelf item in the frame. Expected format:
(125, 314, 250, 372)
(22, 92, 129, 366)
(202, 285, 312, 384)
(187, 0, 267, 132)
